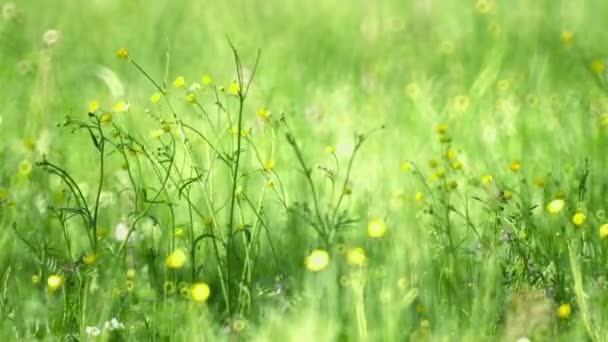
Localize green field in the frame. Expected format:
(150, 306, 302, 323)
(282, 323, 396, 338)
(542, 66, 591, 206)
(2, 0, 608, 340)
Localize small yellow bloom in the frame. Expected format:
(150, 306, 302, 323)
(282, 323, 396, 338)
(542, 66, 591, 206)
(18, 160, 33, 177)
(599, 223, 608, 239)
(263, 159, 275, 171)
(257, 108, 271, 121)
(125, 279, 135, 292)
(228, 82, 240, 96)
(117, 47, 129, 59)
(32, 274, 41, 284)
(174, 228, 185, 238)
(190, 282, 211, 302)
(591, 60, 605, 75)
(451, 160, 463, 170)
(240, 129, 250, 137)
(305, 249, 330, 272)
(346, 247, 367, 267)
(326, 146, 336, 154)
(83, 253, 98, 266)
(23, 137, 36, 151)
(166, 249, 187, 269)
(186, 93, 197, 104)
(368, 217, 387, 238)
(533, 176, 546, 188)
(149, 129, 166, 139)
(113, 101, 129, 113)
(401, 161, 412, 171)
(47, 274, 63, 292)
(150, 93, 162, 103)
(572, 212, 585, 227)
(509, 160, 521, 172)
(173, 76, 185, 88)
(546, 199, 565, 214)
(89, 100, 100, 112)
(556, 303, 572, 319)
(561, 31, 574, 45)
(201, 75, 213, 86)
(415, 192, 424, 203)
(100, 112, 113, 123)
(126, 269, 136, 280)
(436, 123, 448, 135)
(446, 149, 457, 161)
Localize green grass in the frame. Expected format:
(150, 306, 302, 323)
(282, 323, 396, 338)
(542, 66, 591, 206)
(1, 0, 608, 340)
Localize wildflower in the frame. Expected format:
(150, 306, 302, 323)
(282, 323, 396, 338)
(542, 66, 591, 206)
(546, 199, 565, 214)
(560, 31, 574, 45)
(405, 82, 421, 99)
(228, 82, 241, 96)
(150, 93, 162, 103)
(475, 0, 495, 14)
(400, 161, 412, 171)
(503, 191, 514, 201)
(343, 185, 352, 195)
(436, 123, 448, 135)
(18, 160, 32, 177)
(85, 326, 101, 337)
(201, 75, 213, 85)
(258, 158, 274, 171)
(113, 101, 129, 113)
(114, 222, 129, 241)
(556, 303, 572, 319)
(415, 192, 424, 203)
(173, 76, 185, 88)
(599, 224, 608, 239)
(572, 212, 585, 227)
(42, 29, 61, 47)
(88, 100, 100, 113)
(31, 275, 40, 284)
(451, 160, 463, 170)
(446, 180, 458, 191)
(125, 280, 135, 292)
(326, 146, 336, 154)
(103, 318, 125, 331)
(190, 282, 211, 302)
(591, 60, 605, 75)
(368, 217, 387, 238)
(83, 253, 98, 266)
(533, 176, 546, 188)
(305, 249, 330, 272)
(23, 137, 36, 151)
(257, 108, 271, 121)
(166, 249, 187, 269)
(453, 95, 470, 113)
(346, 247, 367, 267)
(428, 159, 439, 168)
(186, 93, 197, 104)
(100, 112, 113, 123)
(240, 129, 250, 137)
(179, 284, 190, 298)
(117, 47, 129, 59)
(47, 274, 63, 292)
(509, 160, 521, 172)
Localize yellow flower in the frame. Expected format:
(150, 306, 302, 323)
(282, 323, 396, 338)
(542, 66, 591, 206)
(453, 95, 470, 113)
(186, 93, 197, 104)
(599, 223, 608, 239)
(533, 176, 546, 188)
(346, 247, 367, 267)
(556, 303, 572, 319)
(201, 75, 213, 86)
(415, 192, 424, 203)
(503, 191, 514, 201)
(149, 129, 165, 139)
(117, 47, 129, 59)
(509, 160, 521, 172)
(451, 160, 463, 170)
(591, 60, 605, 75)
(326, 146, 336, 154)
(401, 161, 412, 171)
(89, 100, 100, 112)
(190, 282, 211, 302)
(368, 217, 387, 238)
(113, 101, 129, 113)
(32, 275, 40, 284)
(305, 249, 330, 272)
(436, 123, 448, 135)
(125, 279, 135, 292)
(546, 199, 565, 214)
(126, 269, 136, 280)
(83, 253, 98, 266)
(475, 0, 495, 15)
(47, 274, 63, 292)
(228, 82, 241, 96)
(166, 249, 187, 269)
(263, 159, 275, 171)
(446, 149, 457, 161)
(572, 212, 585, 227)
(100, 112, 113, 123)
(23, 137, 36, 151)
(18, 160, 33, 177)
(173, 76, 185, 88)
(150, 93, 162, 103)
(561, 31, 574, 45)
(257, 108, 271, 121)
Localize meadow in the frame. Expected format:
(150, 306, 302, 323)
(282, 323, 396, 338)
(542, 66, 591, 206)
(1, 0, 608, 340)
